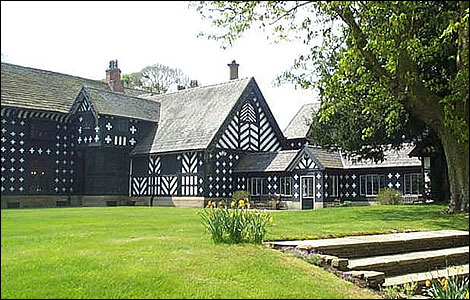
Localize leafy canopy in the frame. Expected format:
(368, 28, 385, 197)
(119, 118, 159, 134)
(194, 1, 469, 161)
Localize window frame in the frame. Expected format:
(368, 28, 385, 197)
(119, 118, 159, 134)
(360, 174, 385, 196)
(330, 175, 339, 197)
(280, 176, 292, 196)
(301, 176, 314, 198)
(404, 173, 423, 195)
(250, 177, 265, 196)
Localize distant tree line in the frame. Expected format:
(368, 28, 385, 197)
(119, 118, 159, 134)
(121, 63, 196, 94)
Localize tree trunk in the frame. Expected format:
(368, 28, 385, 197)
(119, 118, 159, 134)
(438, 129, 469, 212)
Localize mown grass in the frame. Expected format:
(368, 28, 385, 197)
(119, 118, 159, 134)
(1, 204, 467, 299)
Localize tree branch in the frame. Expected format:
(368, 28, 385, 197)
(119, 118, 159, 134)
(334, 3, 446, 133)
(268, 1, 315, 25)
(332, 5, 393, 85)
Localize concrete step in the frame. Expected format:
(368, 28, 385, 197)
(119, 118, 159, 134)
(268, 230, 469, 258)
(347, 246, 469, 276)
(383, 264, 469, 288)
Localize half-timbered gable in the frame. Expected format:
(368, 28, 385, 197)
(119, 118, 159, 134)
(69, 86, 159, 148)
(213, 80, 284, 152)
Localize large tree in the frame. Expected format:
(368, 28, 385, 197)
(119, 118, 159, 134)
(121, 63, 192, 93)
(194, 1, 469, 212)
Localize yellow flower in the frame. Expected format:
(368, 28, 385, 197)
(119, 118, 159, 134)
(230, 211, 235, 217)
(230, 201, 236, 208)
(253, 209, 258, 214)
(465, 291, 469, 299)
(269, 216, 274, 224)
(238, 199, 245, 208)
(425, 280, 431, 288)
(440, 278, 447, 286)
(206, 201, 212, 208)
(451, 265, 457, 270)
(440, 278, 448, 291)
(246, 202, 251, 209)
(195, 211, 201, 216)
(218, 201, 224, 208)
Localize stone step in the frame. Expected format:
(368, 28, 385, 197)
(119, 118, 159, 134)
(347, 246, 469, 276)
(268, 230, 469, 258)
(383, 264, 469, 288)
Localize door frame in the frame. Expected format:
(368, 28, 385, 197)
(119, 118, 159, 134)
(300, 175, 316, 210)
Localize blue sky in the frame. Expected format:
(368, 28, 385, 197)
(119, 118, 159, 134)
(1, 1, 319, 129)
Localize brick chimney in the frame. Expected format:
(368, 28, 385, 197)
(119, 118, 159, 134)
(228, 60, 239, 80)
(106, 59, 124, 92)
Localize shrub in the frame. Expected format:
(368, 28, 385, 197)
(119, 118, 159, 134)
(424, 273, 469, 299)
(197, 199, 274, 244)
(377, 188, 403, 205)
(232, 190, 249, 202)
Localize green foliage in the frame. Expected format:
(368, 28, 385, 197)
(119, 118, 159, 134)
(197, 200, 274, 244)
(117, 63, 193, 93)
(377, 188, 404, 205)
(401, 281, 418, 296)
(382, 285, 399, 299)
(193, 1, 469, 212)
(232, 190, 250, 202)
(425, 274, 469, 299)
(304, 253, 322, 266)
(121, 72, 142, 89)
(381, 281, 417, 299)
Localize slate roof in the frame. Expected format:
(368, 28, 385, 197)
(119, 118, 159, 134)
(1, 62, 149, 114)
(79, 86, 160, 122)
(341, 145, 421, 169)
(307, 146, 344, 169)
(235, 144, 420, 173)
(283, 103, 320, 139)
(131, 77, 253, 155)
(233, 150, 299, 173)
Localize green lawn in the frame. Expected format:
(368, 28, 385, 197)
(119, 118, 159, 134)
(1, 204, 468, 299)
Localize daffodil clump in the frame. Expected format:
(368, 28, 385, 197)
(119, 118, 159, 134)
(424, 267, 469, 299)
(196, 199, 274, 244)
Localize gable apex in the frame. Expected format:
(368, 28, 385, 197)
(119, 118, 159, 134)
(209, 77, 285, 152)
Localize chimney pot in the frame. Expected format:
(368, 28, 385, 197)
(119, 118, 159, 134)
(105, 59, 124, 92)
(227, 60, 239, 80)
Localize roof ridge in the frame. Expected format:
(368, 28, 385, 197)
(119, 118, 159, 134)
(2, 62, 106, 85)
(1, 62, 151, 95)
(83, 85, 160, 105)
(145, 77, 253, 99)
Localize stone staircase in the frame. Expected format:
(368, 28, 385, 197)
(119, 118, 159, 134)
(268, 230, 469, 290)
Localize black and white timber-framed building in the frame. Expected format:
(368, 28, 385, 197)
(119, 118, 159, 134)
(1, 60, 426, 209)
